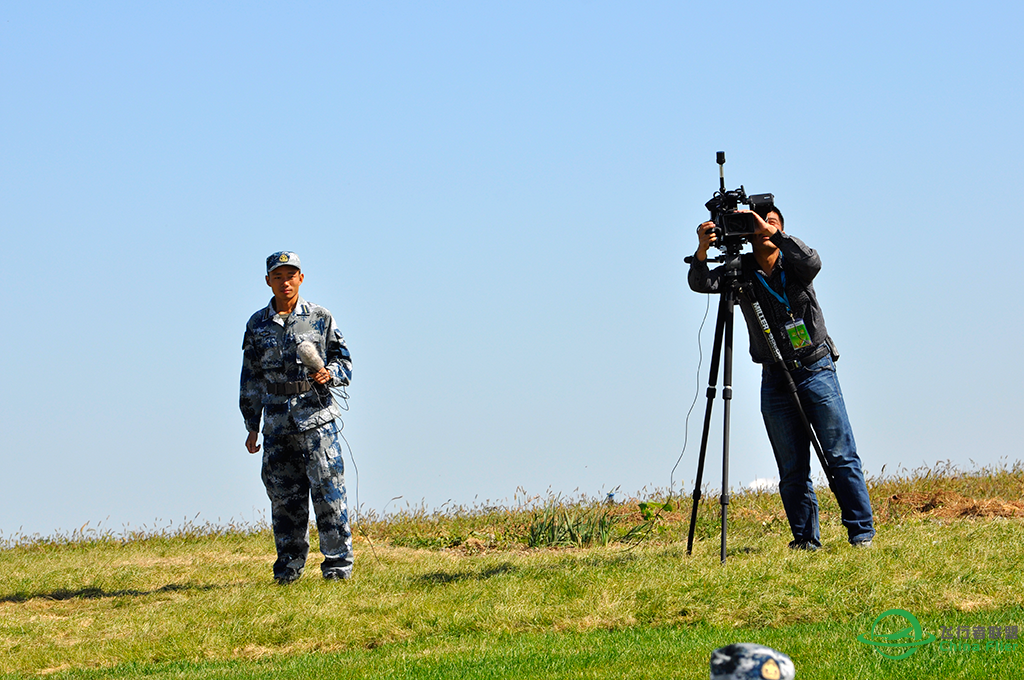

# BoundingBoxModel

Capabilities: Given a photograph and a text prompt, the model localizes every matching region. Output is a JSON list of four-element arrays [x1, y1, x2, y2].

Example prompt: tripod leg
[[686, 294, 728, 556], [720, 292, 735, 563]]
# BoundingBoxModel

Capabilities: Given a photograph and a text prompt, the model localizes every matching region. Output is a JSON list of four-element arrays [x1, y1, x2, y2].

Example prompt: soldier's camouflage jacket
[[240, 297, 352, 435]]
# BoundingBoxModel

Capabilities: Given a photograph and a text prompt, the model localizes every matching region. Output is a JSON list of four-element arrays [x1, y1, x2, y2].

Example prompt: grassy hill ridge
[[2, 462, 1023, 678]]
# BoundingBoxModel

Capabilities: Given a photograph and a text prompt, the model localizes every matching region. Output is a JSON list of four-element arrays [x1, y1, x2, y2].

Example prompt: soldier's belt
[[266, 380, 312, 396]]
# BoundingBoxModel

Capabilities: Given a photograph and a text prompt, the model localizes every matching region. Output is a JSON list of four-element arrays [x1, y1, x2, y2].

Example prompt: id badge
[[784, 318, 813, 350]]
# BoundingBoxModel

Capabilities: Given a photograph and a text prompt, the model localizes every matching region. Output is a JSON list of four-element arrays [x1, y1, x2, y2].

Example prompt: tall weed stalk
[[527, 499, 619, 548]]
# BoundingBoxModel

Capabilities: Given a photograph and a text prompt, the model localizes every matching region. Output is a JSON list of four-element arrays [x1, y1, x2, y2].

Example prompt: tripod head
[[684, 249, 746, 290]]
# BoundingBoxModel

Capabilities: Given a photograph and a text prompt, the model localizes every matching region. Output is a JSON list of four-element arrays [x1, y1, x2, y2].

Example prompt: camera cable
[[670, 292, 712, 495]]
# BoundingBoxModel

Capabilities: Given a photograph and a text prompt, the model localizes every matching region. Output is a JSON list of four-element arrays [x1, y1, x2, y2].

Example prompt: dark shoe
[[275, 569, 302, 585], [788, 540, 819, 552], [323, 570, 351, 581]]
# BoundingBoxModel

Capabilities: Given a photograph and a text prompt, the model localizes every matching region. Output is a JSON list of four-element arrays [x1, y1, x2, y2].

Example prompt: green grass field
[[2, 463, 1023, 679]]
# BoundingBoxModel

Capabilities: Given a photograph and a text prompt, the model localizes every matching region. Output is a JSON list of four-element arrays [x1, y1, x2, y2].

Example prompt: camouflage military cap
[[267, 251, 301, 273], [710, 643, 795, 680]]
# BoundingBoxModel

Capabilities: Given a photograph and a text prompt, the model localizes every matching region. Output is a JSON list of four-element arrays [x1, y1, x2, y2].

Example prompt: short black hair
[[768, 206, 784, 228]]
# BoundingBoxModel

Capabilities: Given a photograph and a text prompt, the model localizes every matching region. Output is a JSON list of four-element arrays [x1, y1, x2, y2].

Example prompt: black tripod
[[683, 251, 840, 563]]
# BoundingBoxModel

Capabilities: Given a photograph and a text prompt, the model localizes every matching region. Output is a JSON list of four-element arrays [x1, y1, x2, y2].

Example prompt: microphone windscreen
[[296, 341, 325, 371]]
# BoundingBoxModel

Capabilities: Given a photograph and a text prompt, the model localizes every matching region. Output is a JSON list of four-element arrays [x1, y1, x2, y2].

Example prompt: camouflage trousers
[[261, 420, 353, 579]]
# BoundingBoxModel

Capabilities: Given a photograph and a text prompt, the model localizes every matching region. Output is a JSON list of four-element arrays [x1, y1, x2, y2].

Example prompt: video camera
[[705, 152, 774, 250]]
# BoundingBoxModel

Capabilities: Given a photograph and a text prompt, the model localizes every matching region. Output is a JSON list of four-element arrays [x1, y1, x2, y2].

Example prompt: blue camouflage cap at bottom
[[710, 643, 795, 680], [267, 251, 301, 273]]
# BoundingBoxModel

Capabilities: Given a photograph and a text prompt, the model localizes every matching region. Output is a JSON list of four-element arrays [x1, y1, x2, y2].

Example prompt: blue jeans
[[760, 353, 874, 546]]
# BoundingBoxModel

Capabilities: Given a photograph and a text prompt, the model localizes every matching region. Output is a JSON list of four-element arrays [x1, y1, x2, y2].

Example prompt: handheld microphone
[[296, 341, 325, 372]]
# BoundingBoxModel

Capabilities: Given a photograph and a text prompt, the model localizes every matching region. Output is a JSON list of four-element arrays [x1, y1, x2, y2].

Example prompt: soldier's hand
[[310, 367, 332, 385], [245, 431, 261, 454]]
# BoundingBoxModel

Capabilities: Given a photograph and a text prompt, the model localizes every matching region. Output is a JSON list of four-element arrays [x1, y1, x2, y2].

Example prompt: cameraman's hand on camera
[[695, 221, 716, 261], [741, 210, 778, 240]]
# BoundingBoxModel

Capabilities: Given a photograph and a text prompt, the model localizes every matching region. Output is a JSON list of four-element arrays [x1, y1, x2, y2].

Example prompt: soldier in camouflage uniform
[[240, 251, 354, 583]]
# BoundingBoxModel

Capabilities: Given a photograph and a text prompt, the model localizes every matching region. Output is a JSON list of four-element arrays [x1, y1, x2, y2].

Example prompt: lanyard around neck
[[754, 257, 792, 317]]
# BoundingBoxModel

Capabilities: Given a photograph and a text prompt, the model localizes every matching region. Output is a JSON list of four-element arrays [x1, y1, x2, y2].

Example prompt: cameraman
[[688, 209, 875, 550]]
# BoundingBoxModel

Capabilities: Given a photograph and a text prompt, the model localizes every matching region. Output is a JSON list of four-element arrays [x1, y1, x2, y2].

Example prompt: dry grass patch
[[887, 489, 1024, 518]]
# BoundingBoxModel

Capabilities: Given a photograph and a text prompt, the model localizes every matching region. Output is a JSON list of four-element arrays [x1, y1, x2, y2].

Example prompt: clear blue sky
[[3, 2, 1022, 539]]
